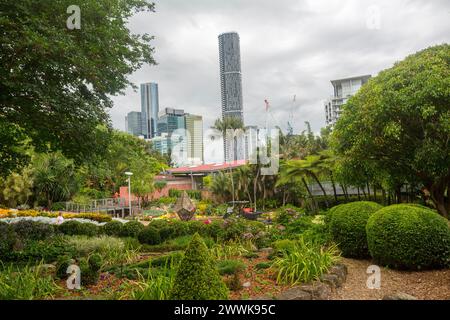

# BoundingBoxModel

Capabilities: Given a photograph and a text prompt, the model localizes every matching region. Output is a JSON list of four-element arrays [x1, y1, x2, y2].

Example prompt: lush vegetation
[[329, 201, 382, 258], [0, 0, 448, 300], [366, 204, 450, 270], [169, 233, 229, 300]]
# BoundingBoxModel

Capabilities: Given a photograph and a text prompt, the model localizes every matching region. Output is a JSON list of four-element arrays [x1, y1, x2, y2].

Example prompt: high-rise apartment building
[[140, 82, 159, 139], [184, 114, 204, 164], [125, 111, 142, 137], [218, 32, 244, 162], [324, 75, 371, 126]]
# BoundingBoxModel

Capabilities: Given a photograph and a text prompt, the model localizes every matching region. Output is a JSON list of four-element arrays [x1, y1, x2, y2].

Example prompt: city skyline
[[110, 0, 449, 142]]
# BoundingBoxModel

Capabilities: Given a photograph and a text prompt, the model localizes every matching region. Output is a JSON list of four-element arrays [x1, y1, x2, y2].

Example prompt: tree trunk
[[302, 178, 317, 213], [357, 187, 361, 201], [366, 182, 371, 201], [429, 183, 449, 219], [311, 174, 329, 208], [330, 174, 338, 203]]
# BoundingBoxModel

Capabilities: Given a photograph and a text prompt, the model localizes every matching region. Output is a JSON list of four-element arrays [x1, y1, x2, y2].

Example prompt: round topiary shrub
[[102, 221, 123, 236], [137, 226, 161, 245], [58, 221, 99, 236], [12, 220, 55, 241], [78, 253, 103, 286], [329, 201, 383, 258], [120, 221, 145, 238], [366, 204, 450, 270], [169, 233, 228, 300]]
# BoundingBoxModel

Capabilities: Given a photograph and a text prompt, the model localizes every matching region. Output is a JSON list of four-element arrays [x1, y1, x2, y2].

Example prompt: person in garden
[[56, 212, 64, 225]]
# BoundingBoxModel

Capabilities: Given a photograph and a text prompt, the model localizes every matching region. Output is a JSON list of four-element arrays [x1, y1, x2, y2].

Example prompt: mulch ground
[[329, 257, 450, 300]]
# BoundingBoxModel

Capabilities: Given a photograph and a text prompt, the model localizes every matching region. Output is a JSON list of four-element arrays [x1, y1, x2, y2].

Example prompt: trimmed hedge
[[11, 220, 55, 241], [102, 221, 123, 236], [169, 233, 228, 300], [138, 226, 161, 245], [58, 221, 99, 237], [120, 221, 145, 238], [366, 204, 450, 270], [329, 201, 383, 258]]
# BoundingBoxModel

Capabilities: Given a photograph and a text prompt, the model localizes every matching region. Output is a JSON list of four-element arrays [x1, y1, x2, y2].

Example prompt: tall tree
[[0, 0, 156, 169], [332, 44, 450, 218]]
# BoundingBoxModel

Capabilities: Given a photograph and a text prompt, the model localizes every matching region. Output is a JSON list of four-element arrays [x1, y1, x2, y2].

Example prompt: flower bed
[[0, 209, 112, 222]]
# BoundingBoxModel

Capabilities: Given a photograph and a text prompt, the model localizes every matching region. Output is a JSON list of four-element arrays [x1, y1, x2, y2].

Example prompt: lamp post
[[125, 172, 133, 217]]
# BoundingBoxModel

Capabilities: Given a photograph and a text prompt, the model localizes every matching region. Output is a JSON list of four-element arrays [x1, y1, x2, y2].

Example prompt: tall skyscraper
[[140, 82, 159, 139], [325, 75, 371, 126], [125, 111, 142, 137], [218, 32, 244, 162]]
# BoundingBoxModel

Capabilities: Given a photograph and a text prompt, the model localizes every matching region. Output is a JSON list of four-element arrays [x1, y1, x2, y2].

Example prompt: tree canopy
[[332, 44, 450, 218], [0, 0, 156, 174]]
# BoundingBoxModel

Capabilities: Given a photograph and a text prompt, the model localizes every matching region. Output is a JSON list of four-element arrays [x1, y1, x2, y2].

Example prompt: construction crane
[[287, 95, 296, 136]]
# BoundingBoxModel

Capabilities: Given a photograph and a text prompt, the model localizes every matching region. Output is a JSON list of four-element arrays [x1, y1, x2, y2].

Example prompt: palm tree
[[211, 116, 245, 205]]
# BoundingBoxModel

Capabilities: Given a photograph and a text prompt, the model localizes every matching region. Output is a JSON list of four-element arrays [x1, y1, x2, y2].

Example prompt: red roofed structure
[[167, 160, 246, 175]]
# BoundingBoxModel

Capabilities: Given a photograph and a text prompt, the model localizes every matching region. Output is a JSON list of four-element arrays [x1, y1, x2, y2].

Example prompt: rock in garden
[[298, 281, 331, 300], [276, 287, 312, 300], [242, 233, 254, 240], [243, 281, 251, 288], [383, 292, 418, 300], [320, 273, 341, 289], [328, 264, 348, 282]]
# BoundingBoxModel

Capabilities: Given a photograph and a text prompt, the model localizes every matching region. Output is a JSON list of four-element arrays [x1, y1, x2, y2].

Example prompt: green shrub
[[217, 259, 246, 275], [17, 236, 75, 263], [102, 221, 123, 236], [273, 238, 340, 284], [12, 220, 55, 241], [169, 233, 228, 300], [0, 223, 18, 260], [120, 221, 145, 238], [366, 204, 450, 270], [187, 220, 208, 236], [138, 227, 161, 245], [301, 223, 332, 246], [285, 216, 314, 237], [56, 255, 74, 279], [221, 219, 247, 241], [168, 189, 182, 198], [329, 201, 382, 258], [58, 220, 99, 236], [79, 253, 103, 286], [273, 239, 297, 254]]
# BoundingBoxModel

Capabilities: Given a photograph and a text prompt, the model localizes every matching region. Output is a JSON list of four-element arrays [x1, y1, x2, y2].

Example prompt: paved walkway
[[330, 258, 450, 300]]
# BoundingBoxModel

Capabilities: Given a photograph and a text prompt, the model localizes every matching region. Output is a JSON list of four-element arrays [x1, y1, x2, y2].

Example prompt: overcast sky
[[110, 0, 450, 137]]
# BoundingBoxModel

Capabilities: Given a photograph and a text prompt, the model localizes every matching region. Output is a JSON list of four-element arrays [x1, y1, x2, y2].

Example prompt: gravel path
[[330, 258, 450, 300]]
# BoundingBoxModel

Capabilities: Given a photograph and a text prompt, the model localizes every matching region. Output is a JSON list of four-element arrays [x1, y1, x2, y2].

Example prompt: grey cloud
[[109, 0, 450, 139]]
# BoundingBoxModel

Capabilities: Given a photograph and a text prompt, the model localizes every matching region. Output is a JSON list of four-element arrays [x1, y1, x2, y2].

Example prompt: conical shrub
[[169, 233, 228, 300]]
